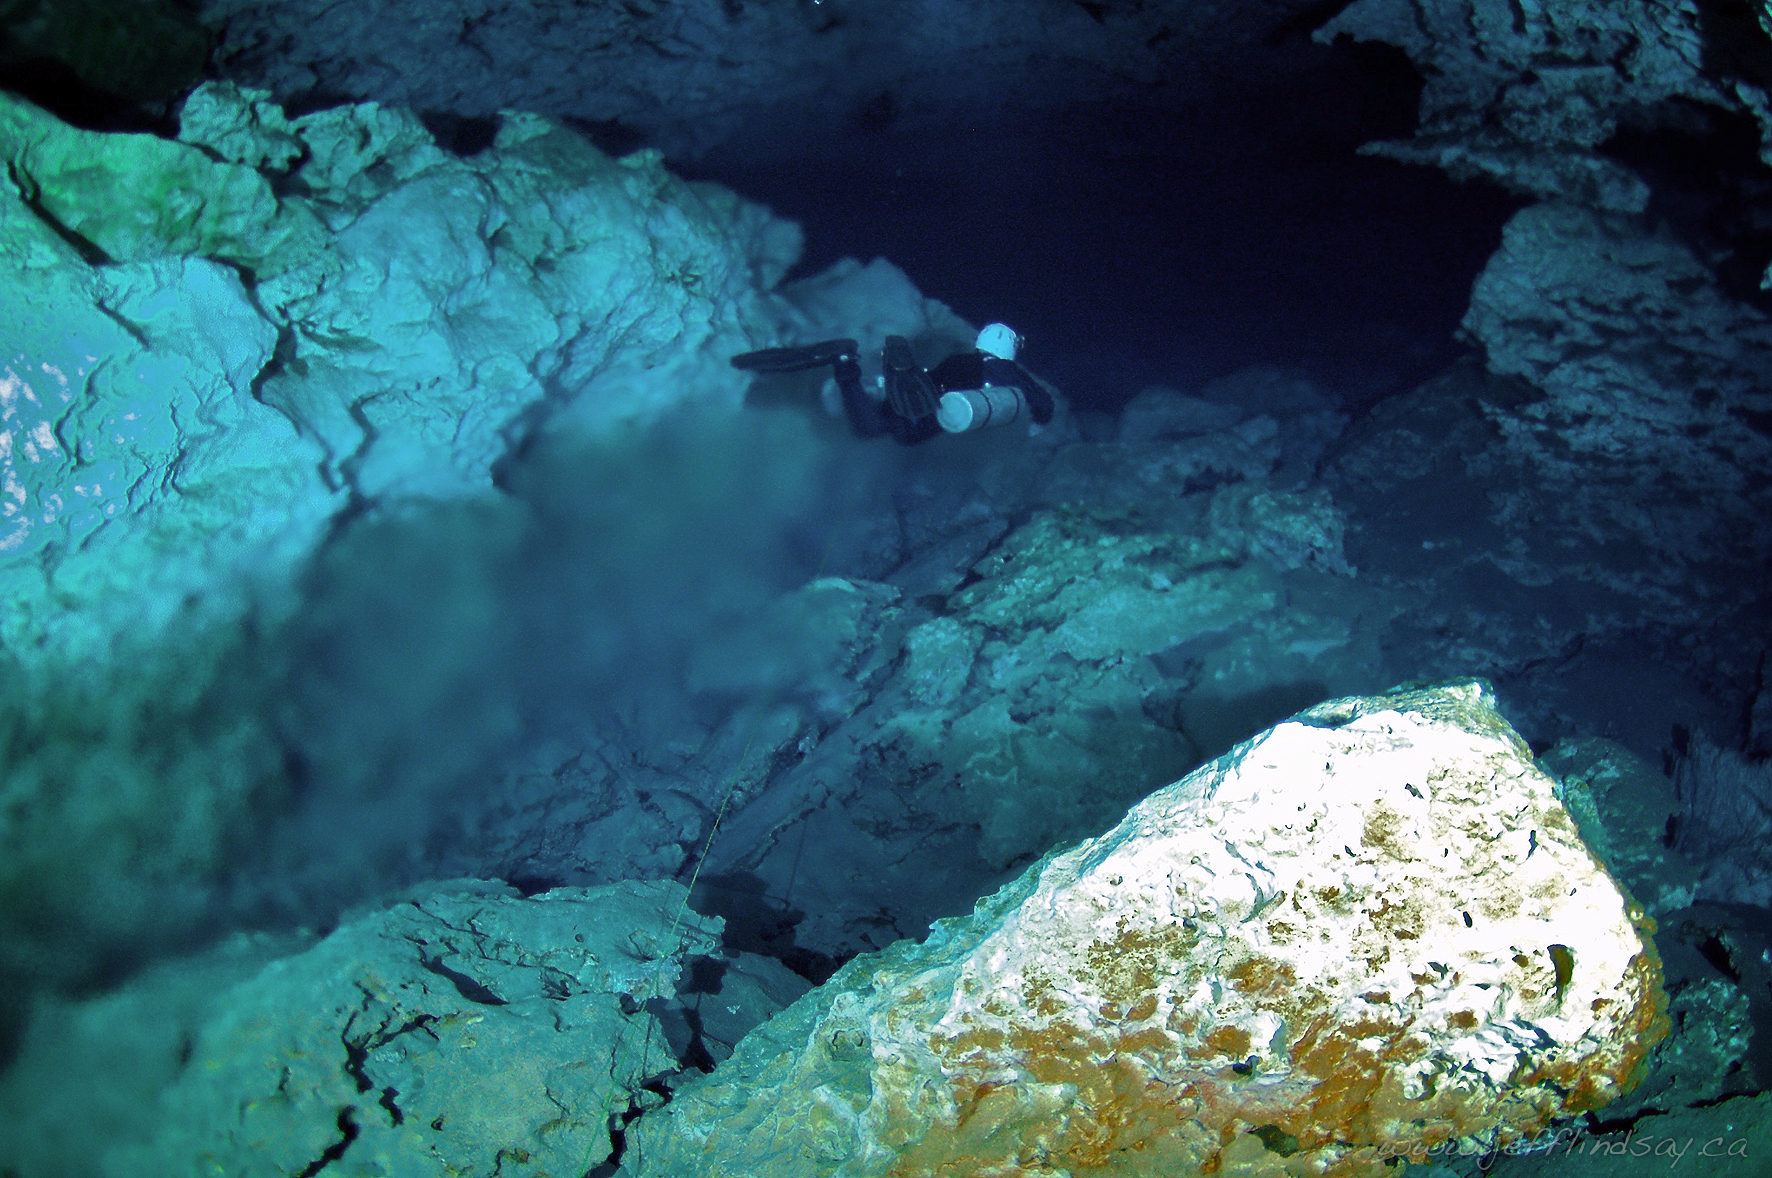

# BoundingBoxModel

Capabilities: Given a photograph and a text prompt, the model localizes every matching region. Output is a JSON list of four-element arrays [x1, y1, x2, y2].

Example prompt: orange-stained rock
[[631, 681, 1667, 1177]]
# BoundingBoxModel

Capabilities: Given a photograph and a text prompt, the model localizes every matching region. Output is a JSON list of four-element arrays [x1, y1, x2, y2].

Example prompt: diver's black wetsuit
[[732, 334, 1057, 445]]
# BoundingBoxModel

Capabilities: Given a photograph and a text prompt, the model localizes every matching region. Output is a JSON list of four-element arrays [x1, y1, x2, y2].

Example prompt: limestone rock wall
[[1460, 202, 1772, 580], [1318, 0, 1766, 212], [1317, 0, 1772, 701], [629, 682, 1667, 1176], [0, 80, 803, 677], [0, 81, 812, 985]]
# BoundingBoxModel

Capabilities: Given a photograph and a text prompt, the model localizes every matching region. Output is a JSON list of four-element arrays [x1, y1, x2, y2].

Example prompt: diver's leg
[[833, 350, 893, 438]]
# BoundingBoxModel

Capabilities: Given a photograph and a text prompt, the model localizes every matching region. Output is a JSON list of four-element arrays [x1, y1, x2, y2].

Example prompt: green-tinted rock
[[0, 91, 326, 275], [0, 179, 332, 653], [0, 171, 338, 984], [177, 80, 304, 171]]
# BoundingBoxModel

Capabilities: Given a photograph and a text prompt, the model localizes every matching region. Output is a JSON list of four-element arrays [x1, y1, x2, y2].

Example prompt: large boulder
[[631, 681, 1666, 1176]]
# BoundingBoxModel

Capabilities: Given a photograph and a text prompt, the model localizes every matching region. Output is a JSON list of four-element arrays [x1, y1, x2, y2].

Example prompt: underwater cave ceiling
[[192, 0, 1330, 160], [3, 0, 1772, 1175]]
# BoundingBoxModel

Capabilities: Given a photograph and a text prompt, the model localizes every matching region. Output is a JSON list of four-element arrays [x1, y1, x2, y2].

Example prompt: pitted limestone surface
[[630, 681, 1667, 1177]]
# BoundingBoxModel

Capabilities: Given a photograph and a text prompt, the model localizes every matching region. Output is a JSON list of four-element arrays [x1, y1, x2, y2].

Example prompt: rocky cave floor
[[10, 334, 1772, 1175]]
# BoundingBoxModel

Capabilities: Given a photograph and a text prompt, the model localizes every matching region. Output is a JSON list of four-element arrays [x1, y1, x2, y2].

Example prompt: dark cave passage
[[678, 39, 1524, 416]]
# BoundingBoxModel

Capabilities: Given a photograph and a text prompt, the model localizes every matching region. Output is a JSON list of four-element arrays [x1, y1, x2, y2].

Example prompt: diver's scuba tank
[[936, 384, 1030, 433]]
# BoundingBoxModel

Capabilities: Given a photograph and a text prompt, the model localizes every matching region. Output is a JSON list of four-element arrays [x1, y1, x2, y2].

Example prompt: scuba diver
[[731, 323, 1059, 445]]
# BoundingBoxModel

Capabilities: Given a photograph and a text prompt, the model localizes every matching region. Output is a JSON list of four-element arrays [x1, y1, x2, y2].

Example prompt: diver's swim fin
[[730, 338, 859, 373]]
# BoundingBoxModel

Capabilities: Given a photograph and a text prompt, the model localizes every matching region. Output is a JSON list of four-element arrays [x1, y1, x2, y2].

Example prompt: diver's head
[[975, 322, 1021, 361]]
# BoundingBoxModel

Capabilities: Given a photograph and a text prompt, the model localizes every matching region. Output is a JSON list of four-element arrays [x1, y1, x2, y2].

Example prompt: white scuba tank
[[937, 384, 1029, 432]]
